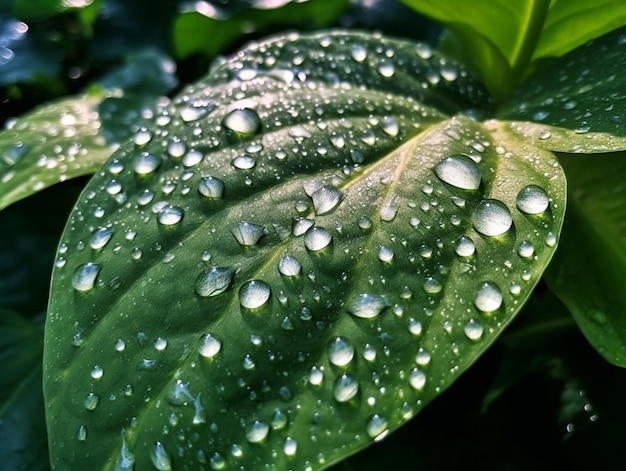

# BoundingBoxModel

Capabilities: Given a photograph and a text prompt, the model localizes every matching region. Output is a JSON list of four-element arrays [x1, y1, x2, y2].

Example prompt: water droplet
[[516, 185, 549, 214], [246, 420, 269, 443], [378, 246, 394, 262], [283, 437, 298, 456], [415, 348, 431, 365], [72, 263, 101, 292], [473, 199, 513, 236], [90, 365, 103, 380], [381, 117, 399, 136], [133, 152, 161, 175], [377, 60, 395, 77], [150, 442, 172, 470], [415, 43, 433, 59], [182, 149, 203, 167], [231, 154, 256, 170], [232, 221, 265, 246], [309, 366, 324, 385], [180, 102, 214, 122], [409, 368, 426, 390], [157, 205, 184, 225], [347, 293, 388, 319], [440, 62, 458, 81], [474, 282, 503, 312], [539, 130, 552, 140], [304, 226, 332, 251], [293, 217, 315, 236], [333, 374, 359, 402], [198, 176, 225, 198], [195, 267, 235, 297], [350, 44, 368, 62], [423, 276, 442, 294], [239, 280, 271, 309], [545, 231, 557, 247], [154, 337, 167, 351], [115, 435, 135, 470], [133, 129, 152, 146], [199, 333, 222, 358], [328, 336, 355, 366], [84, 392, 99, 410], [380, 204, 398, 221], [311, 185, 344, 215], [434, 155, 481, 190], [77, 425, 87, 441], [278, 255, 302, 276], [464, 318, 484, 340], [222, 108, 261, 136], [90, 227, 113, 250], [358, 215, 373, 229], [209, 452, 225, 469], [366, 414, 388, 439], [518, 240, 535, 258], [454, 235, 475, 257], [408, 318, 422, 336]]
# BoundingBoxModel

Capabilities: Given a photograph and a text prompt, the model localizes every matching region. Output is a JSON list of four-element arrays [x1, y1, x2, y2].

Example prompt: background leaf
[[500, 26, 626, 154], [545, 152, 626, 367], [45, 31, 564, 470]]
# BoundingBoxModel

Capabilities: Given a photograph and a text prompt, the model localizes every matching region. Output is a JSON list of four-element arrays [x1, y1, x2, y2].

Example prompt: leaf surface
[[44, 31, 565, 470]]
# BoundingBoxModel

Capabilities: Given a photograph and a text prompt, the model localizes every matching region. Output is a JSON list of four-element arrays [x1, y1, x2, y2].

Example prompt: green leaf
[[545, 152, 626, 367], [500, 26, 626, 154], [0, 49, 177, 211], [0, 311, 48, 471], [45, 31, 564, 470], [173, 0, 349, 59]]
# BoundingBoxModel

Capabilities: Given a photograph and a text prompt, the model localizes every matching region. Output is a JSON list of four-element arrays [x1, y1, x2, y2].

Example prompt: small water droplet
[[434, 154, 481, 190], [182, 149, 204, 167], [516, 185, 549, 214], [545, 231, 557, 247], [380, 204, 398, 221], [518, 240, 535, 258], [309, 366, 324, 385], [133, 152, 161, 175], [150, 441, 172, 470], [157, 205, 184, 225], [311, 185, 344, 215], [77, 425, 87, 441], [304, 226, 332, 251], [366, 414, 389, 439], [90, 227, 113, 250], [328, 337, 355, 366], [115, 435, 135, 470], [333, 374, 359, 402], [347, 293, 389, 319], [199, 333, 222, 358], [350, 44, 368, 62], [473, 199, 513, 236], [538, 130, 552, 140], [232, 221, 265, 246], [198, 176, 225, 198], [222, 108, 262, 136], [283, 437, 298, 456], [408, 318, 422, 336], [84, 392, 99, 410], [378, 245, 394, 263], [72, 263, 101, 292], [474, 282, 503, 312], [133, 128, 152, 146], [90, 365, 103, 380], [377, 60, 395, 77], [278, 255, 302, 277], [409, 368, 426, 390], [154, 337, 167, 351], [454, 235, 475, 257], [415, 348, 431, 365], [180, 102, 214, 122], [246, 420, 270, 443], [209, 452, 225, 469], [239, 280, 271, 309], [423, 276, 442, 294], [358, 215, 373, 229], [381, 117, 399, 137], [195, 267, 235, 297], [232, 154, 256, 170], [464, 318, 484, 340]]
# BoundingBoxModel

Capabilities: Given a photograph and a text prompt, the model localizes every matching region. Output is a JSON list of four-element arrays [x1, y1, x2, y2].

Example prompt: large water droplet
[[309, 366, 324, 385], [180, 102, 215, 122], [311, 185, 344, 215], [328, 336, 355, 366], [115, 435, 135, 470], [133, 152, 161, 175], [246, 420, 269, 443], [90, 227, 113, 250], [517, 240, 535, 258], [239, 280, 271, 309], [409, 368, 426, 390], [366, 414, 389, 439], [232, 221, 265, 246], [198, 176, 225, 198], [333, 374, 359, 402], [434, 154, 482, 190], [304, 226, 332, 251], [72, 263, 101, 292], [464, 318, 484, 340], [157, 205, 184, 225], [195, 267, 235, 297], [473, 199, 513, 236], [347, 293, 389, 319], [198, 333, 222, 358], [278, 255, 302, 277], [350, 44, 368, 62], [222, 108, 261, 136], [150, 442, 172, 470], [423, 276, 442, 294], [283, 437, 298, 456], [516, 185, 550, 214], [231, 154, 256, 170], [474, 282, 503, 312], [454, 235, 475, 257]]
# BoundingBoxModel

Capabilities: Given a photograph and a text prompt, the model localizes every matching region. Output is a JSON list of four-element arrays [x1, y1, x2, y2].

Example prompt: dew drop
[[195, 267, 236, 297], [434, 154, 481, 190], [232, 221, 265, 246], [366, 414, 388, 439], [150, 442, 172, 470], [198, 333, 222, 358], [378, 246, 394, 262], [166, 140, 186, 158], [545, 231, 557, 247], [311, 185, 344, 215], [380, 204, 398, 221], [415, 348, 431, 365], [72, 263, 101, 292], [246, 420, 270, 443], [358, 215, 373, 229], [180, 102, 214, 122], [309, 366, 324, 385], [132, 152, 161, 175], [518, 240, 535, 258], [115, 435, 135, 470], [232, 154, 256, 170], [182, 149, 203, 167], [222, 108, 262, 135], [90, 365, 103, 380], [347, 293, 388, 319], [350, 44, 368, 62], [115, 339, 126, 351], [381, 117, 399, 137], [304, 226, 332, 251], [454, 235, 476, 257], [283, 437, 298, 456], [154, 337, 167, 351], [90, 227, 113, 250], [473, 199, 513, 236], [209, 452, 225, 469], [328, 336, 355, 366], [198, 176, 225, 198], [239, 280, 271, 309], [474, 281, 503, 312], [377, 60, 395, 77], [409, 368, 426, 390], [293, 217, 315, 236], [408, 318, 422, 336], [516, 185, 550, 214], [278, 255, 302, 277], [464, 318, 484, 340], [84, 392, 99, 410], [77, 425, 87, 441], [133, 129, 152, 146], [333, 374, 359, 402], [157, 205, 184, 225], [423, 276, 442, 294]]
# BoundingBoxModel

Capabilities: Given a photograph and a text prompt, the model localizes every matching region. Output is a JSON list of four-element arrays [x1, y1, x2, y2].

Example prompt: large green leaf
[[500, 26, 626, 154], [545, 152, 626, 367], [44, 31, 564, 470]]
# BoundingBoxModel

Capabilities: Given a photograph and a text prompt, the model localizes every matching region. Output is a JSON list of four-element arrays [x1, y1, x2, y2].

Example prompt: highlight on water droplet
[[195, 267, 235, 297], [72, 263, 101, 292], [434, 154, 481, 190], [516, 185, 550, 214], [239, 280, 271, 309], [198, 333, 222, 358], [472, 199, 513, 236], [347, 293, 389, 319], [474, 281, 503, 312]]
